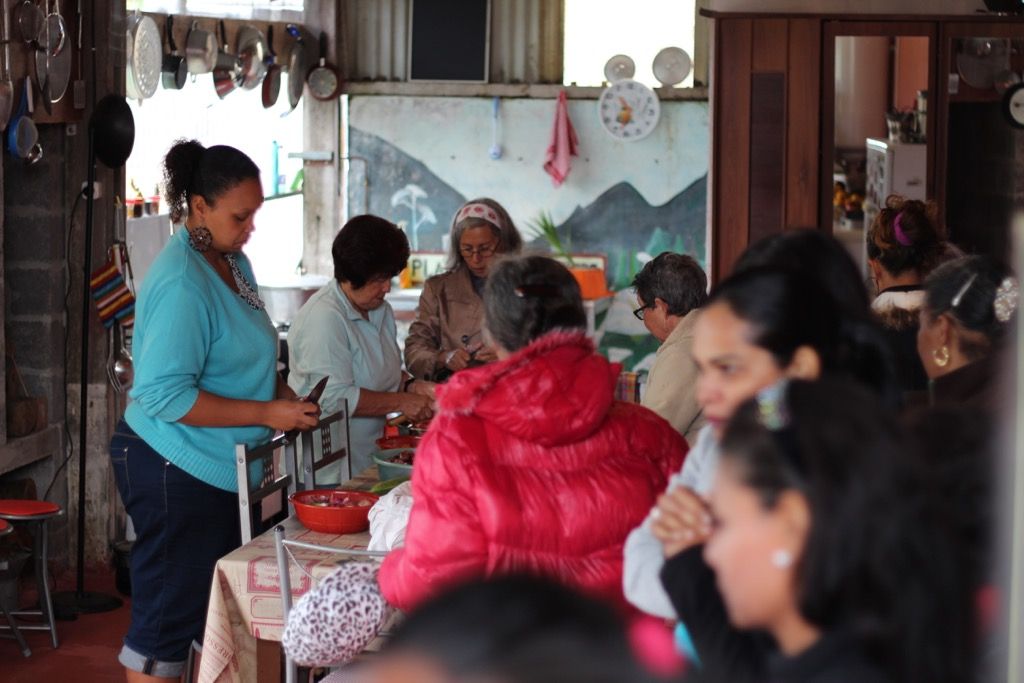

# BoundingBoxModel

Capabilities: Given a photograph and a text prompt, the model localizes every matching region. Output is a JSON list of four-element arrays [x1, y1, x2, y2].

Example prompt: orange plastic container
[[290, 490, 379, 534], [570, 267, 613, 300]]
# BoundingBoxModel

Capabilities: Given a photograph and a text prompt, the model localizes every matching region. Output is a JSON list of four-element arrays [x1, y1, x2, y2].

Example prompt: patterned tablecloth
[[198, 468, 397, 683]]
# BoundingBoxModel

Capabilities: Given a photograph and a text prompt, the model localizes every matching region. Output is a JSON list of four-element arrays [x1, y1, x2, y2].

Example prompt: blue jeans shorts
[[110, 420, 241, 676]]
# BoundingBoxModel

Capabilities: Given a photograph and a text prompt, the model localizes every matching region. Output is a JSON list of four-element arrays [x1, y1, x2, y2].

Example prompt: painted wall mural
[[347, 95, 709, 371]]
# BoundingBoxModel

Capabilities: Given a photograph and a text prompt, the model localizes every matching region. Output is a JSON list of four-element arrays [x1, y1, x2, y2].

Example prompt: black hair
[[866, 195, 946, 277], [162, 139, 260, 222], [721, 379, 975, 683], [631, 252, 708, 316], [484, 255, 586, 352], [923, 255, 1016, 361], [733, 229, 870, 318], [708, 267, 900, 406], [385, 575, 657, 683], [332, 215, 411, 289]]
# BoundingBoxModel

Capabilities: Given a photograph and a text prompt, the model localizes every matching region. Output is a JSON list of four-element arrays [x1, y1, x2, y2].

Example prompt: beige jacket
[[641, 310, 705, 446], [404, 267, 484, 380]]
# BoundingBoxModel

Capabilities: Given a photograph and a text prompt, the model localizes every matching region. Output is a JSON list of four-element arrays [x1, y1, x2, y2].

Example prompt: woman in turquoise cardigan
[[110, 140, 319, 683]]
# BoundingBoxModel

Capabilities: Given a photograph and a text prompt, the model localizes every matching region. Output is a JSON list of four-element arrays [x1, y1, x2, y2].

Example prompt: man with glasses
[[632, 252, 708, 446], [404, 198, 523, 381]]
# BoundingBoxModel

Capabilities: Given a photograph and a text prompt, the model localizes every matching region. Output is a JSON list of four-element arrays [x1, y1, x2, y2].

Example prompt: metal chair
[[296, 403, 351, 490], [0, 519, 30, 657], [273, 525, 386, 683], [236, 433, 299, 544], [0, 499, 63, 651]]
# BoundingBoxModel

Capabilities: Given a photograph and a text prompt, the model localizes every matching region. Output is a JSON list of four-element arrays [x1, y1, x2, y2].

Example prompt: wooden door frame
[[820, 21, 939, 232]]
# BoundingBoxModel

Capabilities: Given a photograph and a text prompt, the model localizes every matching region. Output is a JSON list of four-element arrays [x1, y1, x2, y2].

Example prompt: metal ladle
[[107, 325, 133, 393]]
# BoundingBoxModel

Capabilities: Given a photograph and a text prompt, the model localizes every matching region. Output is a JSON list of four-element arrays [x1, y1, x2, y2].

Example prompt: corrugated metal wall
[[341, 0, 563, 84]]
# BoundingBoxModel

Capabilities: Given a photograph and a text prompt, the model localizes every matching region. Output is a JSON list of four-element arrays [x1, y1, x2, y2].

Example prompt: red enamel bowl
[[375, 435, 422, 450], [290, 490, 379, 534]]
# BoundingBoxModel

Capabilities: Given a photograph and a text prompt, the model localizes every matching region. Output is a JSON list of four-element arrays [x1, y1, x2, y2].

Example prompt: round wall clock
[[1003, 82, 1024, 129], [597, 79, 661, 141]]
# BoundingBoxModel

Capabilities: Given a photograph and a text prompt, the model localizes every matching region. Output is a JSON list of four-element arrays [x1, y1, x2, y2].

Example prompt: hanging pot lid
[[126, 12, 162, 100], [652, 46, 691, 87]]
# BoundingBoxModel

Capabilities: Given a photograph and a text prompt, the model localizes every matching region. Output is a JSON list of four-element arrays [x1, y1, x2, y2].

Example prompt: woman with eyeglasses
[[631, 252, 708, 446], [916, 255, 1017, 411], [404, 198, 523, 381]]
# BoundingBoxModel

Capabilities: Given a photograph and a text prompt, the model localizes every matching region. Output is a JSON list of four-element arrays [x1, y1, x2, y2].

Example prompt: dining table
[[197, 467, 400, 683]]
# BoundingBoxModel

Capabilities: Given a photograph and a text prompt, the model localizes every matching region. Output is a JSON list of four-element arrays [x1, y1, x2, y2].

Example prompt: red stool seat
[[0, 500, 61, 517]]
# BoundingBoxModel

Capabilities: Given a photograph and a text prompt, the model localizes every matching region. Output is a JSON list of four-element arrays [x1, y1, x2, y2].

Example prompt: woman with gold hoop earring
[[916, 255, 1017, 411]]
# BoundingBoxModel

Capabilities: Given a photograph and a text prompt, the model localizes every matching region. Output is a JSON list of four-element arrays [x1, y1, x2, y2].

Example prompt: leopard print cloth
[[281, 560, 389, 667]]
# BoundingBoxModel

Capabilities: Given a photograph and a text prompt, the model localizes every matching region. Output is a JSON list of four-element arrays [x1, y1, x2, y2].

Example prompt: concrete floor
[[5, 569, 130, 683]]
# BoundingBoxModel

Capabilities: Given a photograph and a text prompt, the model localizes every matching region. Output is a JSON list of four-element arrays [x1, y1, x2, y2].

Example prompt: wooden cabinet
[[706, 11, 1024, 282]]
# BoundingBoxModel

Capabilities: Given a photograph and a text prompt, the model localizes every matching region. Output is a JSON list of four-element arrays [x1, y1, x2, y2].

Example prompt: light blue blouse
[[286, 281, 402, 481], [125, 228, 278, 492]]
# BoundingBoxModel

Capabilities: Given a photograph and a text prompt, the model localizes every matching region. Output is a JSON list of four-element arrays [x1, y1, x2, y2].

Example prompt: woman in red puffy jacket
[[378, 255, 686, 612]]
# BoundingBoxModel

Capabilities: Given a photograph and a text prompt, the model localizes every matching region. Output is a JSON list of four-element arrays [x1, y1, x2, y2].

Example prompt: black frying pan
[[262, 24, 280, 109]]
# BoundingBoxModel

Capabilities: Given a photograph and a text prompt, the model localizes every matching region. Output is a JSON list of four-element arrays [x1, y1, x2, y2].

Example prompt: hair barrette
[[950, 273, 978, 309], [755, 380, 791, 431], [513, 284, 561, 299], [994, 276, 1019, 323]]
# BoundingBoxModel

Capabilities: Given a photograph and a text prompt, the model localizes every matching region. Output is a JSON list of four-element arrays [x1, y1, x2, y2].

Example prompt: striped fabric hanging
[[89, 254, 135, 329]]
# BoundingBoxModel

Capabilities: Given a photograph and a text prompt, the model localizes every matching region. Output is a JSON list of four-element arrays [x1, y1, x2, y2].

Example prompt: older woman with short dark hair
[[288, 215, 436, 480], [632, 252, 708, 444], [404, 198, 522, 381], [378, 255, 685, 611]]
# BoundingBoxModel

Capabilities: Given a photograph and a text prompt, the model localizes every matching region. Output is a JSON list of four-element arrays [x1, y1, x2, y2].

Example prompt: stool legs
[[0, 600, 30, 657], [34, 521, 57, 648], [4, 518, 59, 650]]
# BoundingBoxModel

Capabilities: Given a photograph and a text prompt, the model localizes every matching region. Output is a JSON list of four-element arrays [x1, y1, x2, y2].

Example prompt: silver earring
[[771, 549, 793, 569]]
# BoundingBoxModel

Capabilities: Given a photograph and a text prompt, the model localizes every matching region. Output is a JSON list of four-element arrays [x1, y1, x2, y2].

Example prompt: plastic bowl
[[372, 448, 415, 481], [375, 434, 422, 451], [290, 489, 379, 534]]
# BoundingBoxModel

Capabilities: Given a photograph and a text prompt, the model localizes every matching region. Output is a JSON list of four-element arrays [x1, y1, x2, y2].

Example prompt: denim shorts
[[110, 420, 241, 676]]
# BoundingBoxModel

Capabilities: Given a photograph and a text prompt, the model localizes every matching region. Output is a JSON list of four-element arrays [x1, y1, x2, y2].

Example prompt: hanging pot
[[261, 24, 281, 108], [212, 20, 243, 99], [236, 23, 267, 90], [184, 20, 217, 75], [161, 15, 186, 90]]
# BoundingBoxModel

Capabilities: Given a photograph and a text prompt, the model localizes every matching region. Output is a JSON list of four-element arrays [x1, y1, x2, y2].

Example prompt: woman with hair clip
[[404, 198, 523, 381], [659, 379, 975, 683], [110, 140, 319, 682], [623, 266, 897, 620], [917, 255, 1018, 412], [378, 255, 684, 611], [866, 195, 951, 396]]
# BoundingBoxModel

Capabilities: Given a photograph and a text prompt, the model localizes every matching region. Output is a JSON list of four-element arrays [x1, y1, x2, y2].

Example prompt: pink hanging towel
[[543, 89, 579, 187]]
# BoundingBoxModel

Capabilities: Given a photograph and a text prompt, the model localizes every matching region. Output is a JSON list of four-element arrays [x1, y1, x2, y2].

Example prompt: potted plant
[[530, 213, 611, 299]]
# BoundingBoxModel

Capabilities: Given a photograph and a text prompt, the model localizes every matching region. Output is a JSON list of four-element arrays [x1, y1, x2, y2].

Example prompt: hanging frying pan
[[306, 32, 342, 101], [41, 0, 67, 57], [261, 24, 281, 108], [284, 24, 306, 112], [161, 15, 186, 90]]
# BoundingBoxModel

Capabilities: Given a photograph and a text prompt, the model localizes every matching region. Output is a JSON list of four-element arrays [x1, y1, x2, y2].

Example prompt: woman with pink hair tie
[[866, 194, 950, 400]]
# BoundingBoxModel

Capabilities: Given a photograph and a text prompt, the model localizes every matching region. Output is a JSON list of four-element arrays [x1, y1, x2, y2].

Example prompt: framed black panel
[[408, 0, 490, 82]]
